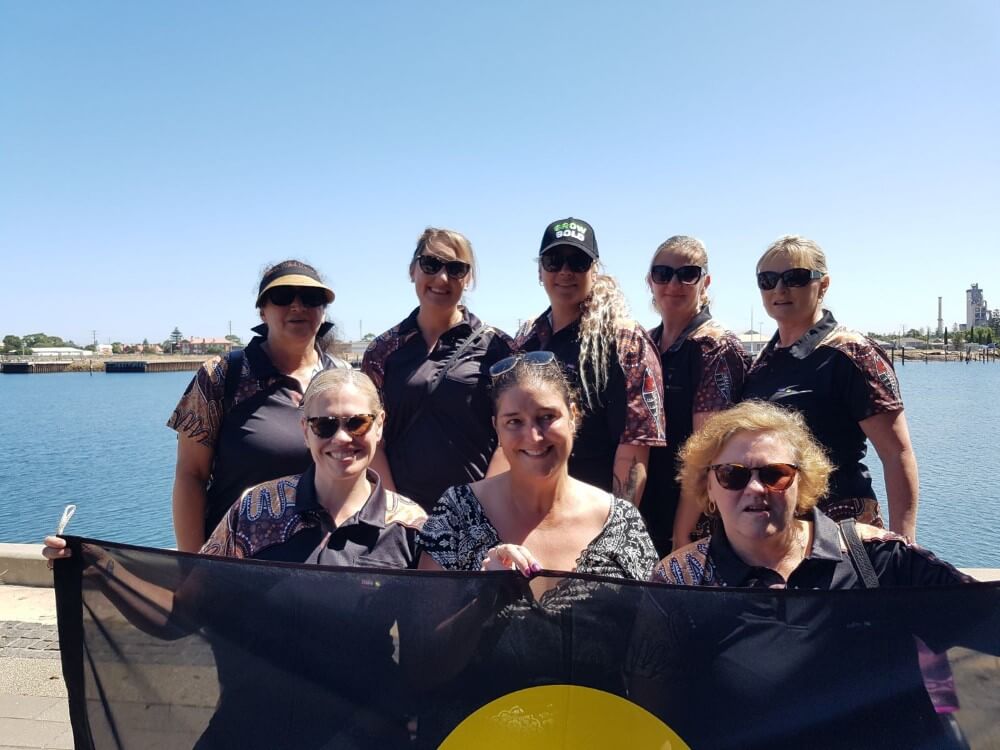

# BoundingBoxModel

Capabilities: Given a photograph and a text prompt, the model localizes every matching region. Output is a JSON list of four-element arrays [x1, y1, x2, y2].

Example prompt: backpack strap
[[839, 518, 880, 589], [222, 348, 245, 416]]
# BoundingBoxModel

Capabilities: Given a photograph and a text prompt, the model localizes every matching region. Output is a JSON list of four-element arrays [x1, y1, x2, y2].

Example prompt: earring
[[706, 498, 717, 515]]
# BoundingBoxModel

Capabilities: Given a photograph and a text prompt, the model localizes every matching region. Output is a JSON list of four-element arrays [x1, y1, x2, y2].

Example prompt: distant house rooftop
[[30, 347, 94, 358]]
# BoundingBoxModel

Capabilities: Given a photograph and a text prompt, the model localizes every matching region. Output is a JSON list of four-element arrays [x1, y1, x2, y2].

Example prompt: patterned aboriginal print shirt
[[641, 309, 750, 553], [201, 466, 426, 567], [742, 310, 903, 515], [653, 507, 968, 589]]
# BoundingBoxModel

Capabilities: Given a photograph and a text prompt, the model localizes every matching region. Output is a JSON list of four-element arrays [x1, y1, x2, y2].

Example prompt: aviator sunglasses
[[416, 254, 471, 280], [708, 463, 799, 491], [307, 414, 378, 439], [756, 268, 825, 291], [266, 286, 329, 307], [489, 350, 557, 379], [539, 248, 594, 273], [649, 264, 705, 285]]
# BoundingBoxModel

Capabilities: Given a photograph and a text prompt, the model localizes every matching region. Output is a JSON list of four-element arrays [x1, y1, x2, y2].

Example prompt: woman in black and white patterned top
[[417, 350, 657, 585]]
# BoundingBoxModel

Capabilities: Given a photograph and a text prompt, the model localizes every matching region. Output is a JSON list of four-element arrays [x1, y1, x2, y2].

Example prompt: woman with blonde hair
[[363, 227, 513, 510], [515, 217, 665, 504], [633, 400, 991, 750], [640, 235, 750, 554], [743, 234, 918, 539]]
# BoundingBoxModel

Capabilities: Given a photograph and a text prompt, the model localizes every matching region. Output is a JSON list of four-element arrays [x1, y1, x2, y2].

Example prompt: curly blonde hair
[[576, 272, 632, 409], [676, 401, 832, 518]]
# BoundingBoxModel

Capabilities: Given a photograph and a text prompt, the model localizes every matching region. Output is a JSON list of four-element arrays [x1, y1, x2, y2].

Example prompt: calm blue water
[[1, 365, 999, 566]]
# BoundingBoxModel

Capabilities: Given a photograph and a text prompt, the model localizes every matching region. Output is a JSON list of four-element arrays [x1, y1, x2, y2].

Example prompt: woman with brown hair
[[168, 260, 349, 552]]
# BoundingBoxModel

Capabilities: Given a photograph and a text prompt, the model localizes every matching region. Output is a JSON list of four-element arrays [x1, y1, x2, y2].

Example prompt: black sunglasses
[[266, 286, 328, 308], [489, 350, 557, 379], [756, 268, 825, 291], [650, 264, 705, 285], [708, 463, 799, 492], [416, 254, 471, 280], [539, 249, 594, 273], [306, 414, 378, 439]]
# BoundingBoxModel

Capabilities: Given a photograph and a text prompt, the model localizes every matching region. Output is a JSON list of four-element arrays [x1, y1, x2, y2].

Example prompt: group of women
[[44, 217, 988, 748]]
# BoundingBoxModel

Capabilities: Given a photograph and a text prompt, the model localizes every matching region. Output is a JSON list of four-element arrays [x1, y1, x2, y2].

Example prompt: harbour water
[[1, 364, 999, 566]]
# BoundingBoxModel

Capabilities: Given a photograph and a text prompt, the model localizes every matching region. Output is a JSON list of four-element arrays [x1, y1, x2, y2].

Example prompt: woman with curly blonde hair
[[514, 217, 665, 504]]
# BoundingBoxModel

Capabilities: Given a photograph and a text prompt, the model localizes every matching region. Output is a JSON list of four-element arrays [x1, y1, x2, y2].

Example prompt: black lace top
[[417, 484, 658, 581]]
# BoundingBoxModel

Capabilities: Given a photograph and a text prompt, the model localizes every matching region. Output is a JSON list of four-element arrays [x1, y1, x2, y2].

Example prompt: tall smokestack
[[937, 297, 943, 336]]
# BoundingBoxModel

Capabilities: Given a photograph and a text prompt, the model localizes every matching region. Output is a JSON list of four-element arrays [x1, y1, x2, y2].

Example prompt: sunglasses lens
[[418, 255, 444, 275], [541, 250, 592, 273], [758, 464, 797, 490], [489, 351, 557, 379], [783, 269, 814, 288], [298, 289, 327, 307], [268, 287, 296, 305], [445, 261, 470, 279], [757, 272, 780, 290], [649, 265, 673, 284], [715, 465, 751, 490], [676, 266, 703, 285], [344, 414, 376, 436], [309, 417, 339, 439]]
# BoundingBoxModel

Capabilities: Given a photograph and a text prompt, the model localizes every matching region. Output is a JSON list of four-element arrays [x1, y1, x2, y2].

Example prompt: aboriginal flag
[[54, 537, 1000, 749]]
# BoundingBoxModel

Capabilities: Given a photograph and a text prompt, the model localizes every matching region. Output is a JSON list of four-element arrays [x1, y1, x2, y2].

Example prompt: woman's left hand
[[481, 544, 541, 577]]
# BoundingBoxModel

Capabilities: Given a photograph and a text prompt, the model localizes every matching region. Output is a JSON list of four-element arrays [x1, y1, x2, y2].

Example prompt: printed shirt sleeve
[[416, 485, 498, 571], [840, 338, 904, 422], [166, 355, 228, 448], [692, 332, 752, 414], [615, 322, 666, 446], [199, 494, 247, 559]]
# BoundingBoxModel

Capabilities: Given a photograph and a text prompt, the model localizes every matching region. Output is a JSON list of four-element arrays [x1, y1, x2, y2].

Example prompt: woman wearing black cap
[[167, 259, 350, 552], [362, 228, 514, 510], [515, 217, 666, 504]]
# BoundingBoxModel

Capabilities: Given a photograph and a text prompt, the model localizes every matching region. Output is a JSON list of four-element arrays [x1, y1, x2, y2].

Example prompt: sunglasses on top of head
[[649, 264, 705, 285], [416, 254, 471, 280], [266, 286, 329, 308], [756, 268, 825, 291], [539, 248, 594, 273], [488, 350, 557, 379], [306, 414, 378, 439], [708, 463, 799, 491]]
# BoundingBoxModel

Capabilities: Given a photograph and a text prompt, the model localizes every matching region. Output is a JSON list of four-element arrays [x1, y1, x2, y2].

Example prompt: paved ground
[[0, 586, 71, 750]]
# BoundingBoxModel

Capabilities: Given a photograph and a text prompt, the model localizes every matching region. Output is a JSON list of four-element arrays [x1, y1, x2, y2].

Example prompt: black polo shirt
[[515, 310, 665, 492], [641, 510, 986, 750], [741, 310, 903, 506], [202, 466, 425, 568], [169, 334, 347, 536], [362, 307, 513, 509], [642, 310, 749, 552]]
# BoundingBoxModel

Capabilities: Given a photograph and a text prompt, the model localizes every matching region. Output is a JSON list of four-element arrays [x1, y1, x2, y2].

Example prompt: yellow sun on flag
[[440, 684, 689, 749]]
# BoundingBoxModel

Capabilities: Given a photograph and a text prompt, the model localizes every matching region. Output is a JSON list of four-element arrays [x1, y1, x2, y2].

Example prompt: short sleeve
[[615, 323, 666, 446], [841, 341, 904, 423], [199, 492, 248, 559], [166, 355, 227, 448], [360, 339, 385, 391], [693, 333, 751, 414], [416, 485, 499, 571]]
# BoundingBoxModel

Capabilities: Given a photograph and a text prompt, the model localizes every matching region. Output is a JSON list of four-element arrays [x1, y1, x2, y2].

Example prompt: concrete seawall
[[2, 543, 998, 587]]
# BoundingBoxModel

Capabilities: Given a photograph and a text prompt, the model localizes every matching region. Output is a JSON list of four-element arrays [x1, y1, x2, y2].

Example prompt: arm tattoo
[[613, 457, 643, 505]]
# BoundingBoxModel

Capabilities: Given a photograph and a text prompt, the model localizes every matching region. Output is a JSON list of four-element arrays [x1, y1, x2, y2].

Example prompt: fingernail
[[530, 563, 542, 574]]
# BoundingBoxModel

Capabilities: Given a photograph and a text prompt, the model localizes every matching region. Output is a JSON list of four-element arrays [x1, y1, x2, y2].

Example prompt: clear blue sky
[[2, 1, 998, 346]]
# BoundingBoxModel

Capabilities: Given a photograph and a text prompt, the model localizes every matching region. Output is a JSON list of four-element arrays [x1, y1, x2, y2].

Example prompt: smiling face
[[410, 239, 468, 312], [709, 430, 799, 545], [648, 247, 709, 323], [539, 246, 597, 314], [757, 253, 829, 330], [259, 288, 326, 346], [302, 383, 383, 483], [494, 381, 576, 479]]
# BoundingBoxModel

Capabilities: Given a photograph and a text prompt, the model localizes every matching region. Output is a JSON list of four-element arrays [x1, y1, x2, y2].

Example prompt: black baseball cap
[[539, 217, 599, 260]]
